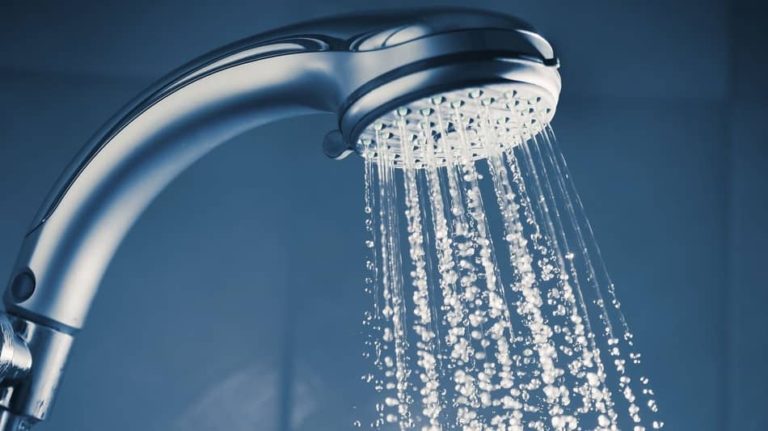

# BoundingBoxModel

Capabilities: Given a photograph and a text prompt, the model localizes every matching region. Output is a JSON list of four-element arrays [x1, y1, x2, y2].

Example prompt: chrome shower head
[[319, 8, 561, 162], [0, 8, 560, 429]]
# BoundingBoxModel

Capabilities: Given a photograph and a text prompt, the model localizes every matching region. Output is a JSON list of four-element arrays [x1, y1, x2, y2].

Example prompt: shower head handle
[[9, 6, 559, 332], [0, 8, 559, 428]]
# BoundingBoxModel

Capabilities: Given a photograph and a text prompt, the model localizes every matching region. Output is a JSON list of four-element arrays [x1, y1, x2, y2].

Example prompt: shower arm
[[0, 9, 559, 428], [0, 40, 344, 430]]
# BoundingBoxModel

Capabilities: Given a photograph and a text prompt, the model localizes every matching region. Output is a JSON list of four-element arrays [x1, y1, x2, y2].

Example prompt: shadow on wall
[[171, 362, 318, 430]]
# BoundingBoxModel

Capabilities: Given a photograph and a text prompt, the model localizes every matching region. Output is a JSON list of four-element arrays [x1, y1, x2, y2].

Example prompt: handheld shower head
[[0, 8, 560, 428]]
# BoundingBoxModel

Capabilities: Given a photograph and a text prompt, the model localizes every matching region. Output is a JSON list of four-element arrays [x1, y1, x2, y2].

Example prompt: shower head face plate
[[356, 83, 555, 169]]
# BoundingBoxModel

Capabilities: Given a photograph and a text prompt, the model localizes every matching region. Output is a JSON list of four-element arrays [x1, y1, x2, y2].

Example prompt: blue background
[[0, 0, 766, 429]]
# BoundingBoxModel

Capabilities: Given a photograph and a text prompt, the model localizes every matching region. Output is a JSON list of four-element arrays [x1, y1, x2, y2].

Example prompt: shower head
[[0, 8, 560, 429], [322, 9, 561, 163]]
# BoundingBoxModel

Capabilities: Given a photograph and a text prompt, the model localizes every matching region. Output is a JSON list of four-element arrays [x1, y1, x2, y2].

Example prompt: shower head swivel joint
[[0, 8, 559, 429]]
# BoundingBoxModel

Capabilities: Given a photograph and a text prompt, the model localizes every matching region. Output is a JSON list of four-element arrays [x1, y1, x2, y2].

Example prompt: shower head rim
[[334, 24, 561, 156], [339, 56, 561, 156]]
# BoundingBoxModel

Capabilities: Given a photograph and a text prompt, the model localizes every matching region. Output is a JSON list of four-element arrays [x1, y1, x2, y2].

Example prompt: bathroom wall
[[728, 0, 768, 429], [0, 1, 765, 429]]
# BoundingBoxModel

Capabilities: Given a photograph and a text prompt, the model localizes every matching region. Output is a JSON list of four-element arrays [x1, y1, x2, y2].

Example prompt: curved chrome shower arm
[[0, 46, 343, 429], [7, 24, 557, 334], [11, 50, 342, 332]]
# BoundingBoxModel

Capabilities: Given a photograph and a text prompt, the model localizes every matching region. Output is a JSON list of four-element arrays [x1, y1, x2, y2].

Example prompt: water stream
[[358, 86, 663, 431]]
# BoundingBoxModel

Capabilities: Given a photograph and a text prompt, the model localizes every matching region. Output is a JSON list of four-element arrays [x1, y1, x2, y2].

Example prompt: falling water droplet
[[356, 84, 662, 430]]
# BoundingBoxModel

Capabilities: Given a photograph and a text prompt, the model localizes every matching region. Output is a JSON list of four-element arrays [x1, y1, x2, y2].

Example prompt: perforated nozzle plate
[[356, 83, 555, 169]]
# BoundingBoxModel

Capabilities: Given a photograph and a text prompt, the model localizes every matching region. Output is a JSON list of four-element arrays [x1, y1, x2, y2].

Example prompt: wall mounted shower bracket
[[0, 8, 559, 429]]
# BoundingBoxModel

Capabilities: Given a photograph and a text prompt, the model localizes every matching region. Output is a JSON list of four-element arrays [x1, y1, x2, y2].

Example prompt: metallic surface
[[0, 318, 72, 427], [1, 8, 559, 429], [0, 318, 31, 385], [0, 411, 31, 431]]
